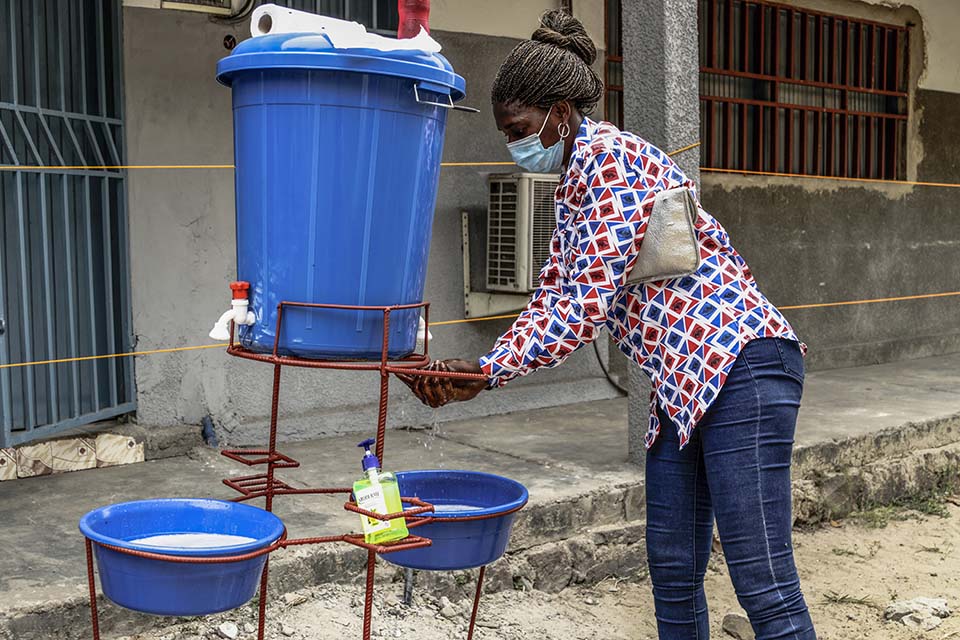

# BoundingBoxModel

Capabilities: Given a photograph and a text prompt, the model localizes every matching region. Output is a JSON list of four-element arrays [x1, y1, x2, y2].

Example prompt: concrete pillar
[[621, 0, 701, 464]]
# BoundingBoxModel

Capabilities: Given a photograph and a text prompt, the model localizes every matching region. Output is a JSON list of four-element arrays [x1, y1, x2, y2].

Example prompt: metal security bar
[[0, 0, 134, 446], [274, 0, 399, 31], [698, 0, 909, 179], [604, 0, 623, 128]]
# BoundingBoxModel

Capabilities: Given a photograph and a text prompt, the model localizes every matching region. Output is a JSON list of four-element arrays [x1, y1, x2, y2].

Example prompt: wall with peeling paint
[[701, 169, 960, 369], [430, 0, 605, 54], [771, 0, 959, 93], [121, 0, 960, 440], [701, 0, 960, 370], [121, 9, 620, 441]]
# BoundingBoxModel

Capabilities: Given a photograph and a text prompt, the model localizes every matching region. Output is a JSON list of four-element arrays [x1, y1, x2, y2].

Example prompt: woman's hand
[[396, 359, 487, 408]]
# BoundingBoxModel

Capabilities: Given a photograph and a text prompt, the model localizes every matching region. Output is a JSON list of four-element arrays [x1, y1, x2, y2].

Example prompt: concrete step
[[793, 431, 960, 524], [3, 353, 960, 639], [6, 425, 960, 640], [0, 476, 647, 640]]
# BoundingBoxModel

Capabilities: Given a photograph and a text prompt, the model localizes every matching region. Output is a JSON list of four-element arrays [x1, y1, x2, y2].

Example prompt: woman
[[401, 10, 817, 640]]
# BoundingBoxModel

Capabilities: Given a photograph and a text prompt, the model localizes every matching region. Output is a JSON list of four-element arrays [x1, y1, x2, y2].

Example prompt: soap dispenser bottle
[[352, 438, 409, 545]]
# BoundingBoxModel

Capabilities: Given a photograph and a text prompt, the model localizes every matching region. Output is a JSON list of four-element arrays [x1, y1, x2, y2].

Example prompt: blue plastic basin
[[384, 470, 528, 571], [79, 499, 284, 616]]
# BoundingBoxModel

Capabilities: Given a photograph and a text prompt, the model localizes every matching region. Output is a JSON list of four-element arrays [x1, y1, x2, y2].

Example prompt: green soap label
[[355, 484, 391, 535]]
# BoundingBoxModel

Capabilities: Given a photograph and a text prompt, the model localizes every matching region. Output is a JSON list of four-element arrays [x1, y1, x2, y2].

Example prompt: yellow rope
[[701, 167, 960, 190], [778, 290, 960, 310], [3, 140, 958, 370], [17, 149, 960, 193], [3, 291, 958, 370], [431, 313, 519, 326], [441, 161, 515, 167], [0, 344, 224, 369], [0, 164, 235, 170], [436, 290, 960, 327], [0, 142, 701, 173], [0, 144, 697, 172], [667, 141, 702, 156]]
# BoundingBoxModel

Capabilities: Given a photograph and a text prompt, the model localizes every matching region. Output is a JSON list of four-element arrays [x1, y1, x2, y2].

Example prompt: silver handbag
[[625, 186, 703, 285]]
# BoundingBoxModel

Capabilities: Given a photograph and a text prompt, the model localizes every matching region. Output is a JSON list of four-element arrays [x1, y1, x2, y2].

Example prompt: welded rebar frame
[[82, 300, 516, 640]]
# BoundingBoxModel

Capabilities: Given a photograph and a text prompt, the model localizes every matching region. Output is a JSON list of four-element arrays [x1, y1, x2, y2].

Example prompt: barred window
[[699, 0, 909, 180], [605, 0, 623, 128], [273, 0, 399, 32]]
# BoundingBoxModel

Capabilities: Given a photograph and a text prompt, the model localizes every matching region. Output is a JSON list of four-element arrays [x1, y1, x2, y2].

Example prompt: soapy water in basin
[[432, 504, 481, 513], [129, 533, 257, 549]]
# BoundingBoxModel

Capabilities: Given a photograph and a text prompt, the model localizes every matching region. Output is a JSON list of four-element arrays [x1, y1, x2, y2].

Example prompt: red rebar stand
[[83, 301, 499, 640]]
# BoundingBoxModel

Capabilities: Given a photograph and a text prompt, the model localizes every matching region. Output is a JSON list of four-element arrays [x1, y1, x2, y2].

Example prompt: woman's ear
[[554, 100, 573, 127]]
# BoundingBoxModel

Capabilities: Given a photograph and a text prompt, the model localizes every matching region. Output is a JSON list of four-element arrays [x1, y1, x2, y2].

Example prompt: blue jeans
[[646, 338, 816, 640]]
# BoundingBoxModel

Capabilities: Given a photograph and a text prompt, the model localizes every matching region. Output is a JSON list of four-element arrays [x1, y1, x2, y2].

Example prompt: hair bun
[[531, 9, 597, 66]]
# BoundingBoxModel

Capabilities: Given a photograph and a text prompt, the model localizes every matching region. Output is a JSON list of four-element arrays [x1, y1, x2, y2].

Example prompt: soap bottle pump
[[352, 438, 409, 545]]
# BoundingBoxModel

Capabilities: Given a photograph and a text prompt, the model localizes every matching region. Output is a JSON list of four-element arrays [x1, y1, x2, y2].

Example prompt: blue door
[[0, 0, 134, 446]]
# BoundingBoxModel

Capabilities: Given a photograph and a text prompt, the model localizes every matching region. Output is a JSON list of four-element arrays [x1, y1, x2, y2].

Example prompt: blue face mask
[[506, 105, 566, 173]]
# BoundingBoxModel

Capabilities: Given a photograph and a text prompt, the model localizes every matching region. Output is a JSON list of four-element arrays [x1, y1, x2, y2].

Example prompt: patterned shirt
[[479, 118, 803, 449]]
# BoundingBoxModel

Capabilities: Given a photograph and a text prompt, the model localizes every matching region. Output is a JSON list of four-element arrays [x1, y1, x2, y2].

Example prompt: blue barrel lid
[[217, 33, 466, 101]]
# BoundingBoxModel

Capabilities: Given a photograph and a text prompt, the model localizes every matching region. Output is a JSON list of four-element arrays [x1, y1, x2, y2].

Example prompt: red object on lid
[[230, 281, 250, 300], [398, 0, 430, 39]]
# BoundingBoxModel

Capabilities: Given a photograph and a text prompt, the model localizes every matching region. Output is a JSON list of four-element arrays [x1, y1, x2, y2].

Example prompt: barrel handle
[[413, 84, 479, 113]]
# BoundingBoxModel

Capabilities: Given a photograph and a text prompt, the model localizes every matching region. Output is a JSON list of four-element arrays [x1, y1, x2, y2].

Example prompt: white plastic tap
[[209, 281, 256, 341], [417, 315, 433, 344]]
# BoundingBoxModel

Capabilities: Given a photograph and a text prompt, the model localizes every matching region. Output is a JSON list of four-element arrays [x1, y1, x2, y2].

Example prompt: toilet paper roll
[[251, 4, 366, 41], [250, 3, 441, 53]]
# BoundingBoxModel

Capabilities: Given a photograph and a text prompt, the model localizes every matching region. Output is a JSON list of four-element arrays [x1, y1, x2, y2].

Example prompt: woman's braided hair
[[491, 10, 604, 114]]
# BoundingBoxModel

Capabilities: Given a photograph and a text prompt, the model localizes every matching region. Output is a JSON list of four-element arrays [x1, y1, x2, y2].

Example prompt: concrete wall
[[121, 0, 960, 442], [618, 0, 960, 455], [121, 0, 606, 49], [122, 8, 620, 442], [621, 0, 701, 463], [699, 0, 960, 370], [786, 0, 960, 93], [430, 0, 604, 52], [703, 171, 960, 370], [900, 0, 960, 92]]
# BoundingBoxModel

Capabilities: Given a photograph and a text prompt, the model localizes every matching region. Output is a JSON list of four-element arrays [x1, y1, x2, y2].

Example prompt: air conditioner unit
[[486, 173, 560, 294]]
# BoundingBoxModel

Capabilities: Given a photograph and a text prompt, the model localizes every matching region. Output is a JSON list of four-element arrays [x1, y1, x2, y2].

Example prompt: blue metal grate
[[0, 0, 134, 446]]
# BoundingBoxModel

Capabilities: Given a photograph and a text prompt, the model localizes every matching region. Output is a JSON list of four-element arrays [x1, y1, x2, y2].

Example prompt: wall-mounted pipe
[[201, 415, 219, 447]]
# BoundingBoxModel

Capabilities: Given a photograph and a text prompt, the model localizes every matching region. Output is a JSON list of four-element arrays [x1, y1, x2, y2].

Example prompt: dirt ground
[[119, 500, 960, 640]]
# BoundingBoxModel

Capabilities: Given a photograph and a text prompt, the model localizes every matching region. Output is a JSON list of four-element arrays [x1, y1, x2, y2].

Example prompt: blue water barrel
[[217, 34, 466, 359]]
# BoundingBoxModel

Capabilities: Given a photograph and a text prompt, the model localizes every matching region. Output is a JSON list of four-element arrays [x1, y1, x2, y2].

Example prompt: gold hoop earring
[[558, 122, 571, 139]]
